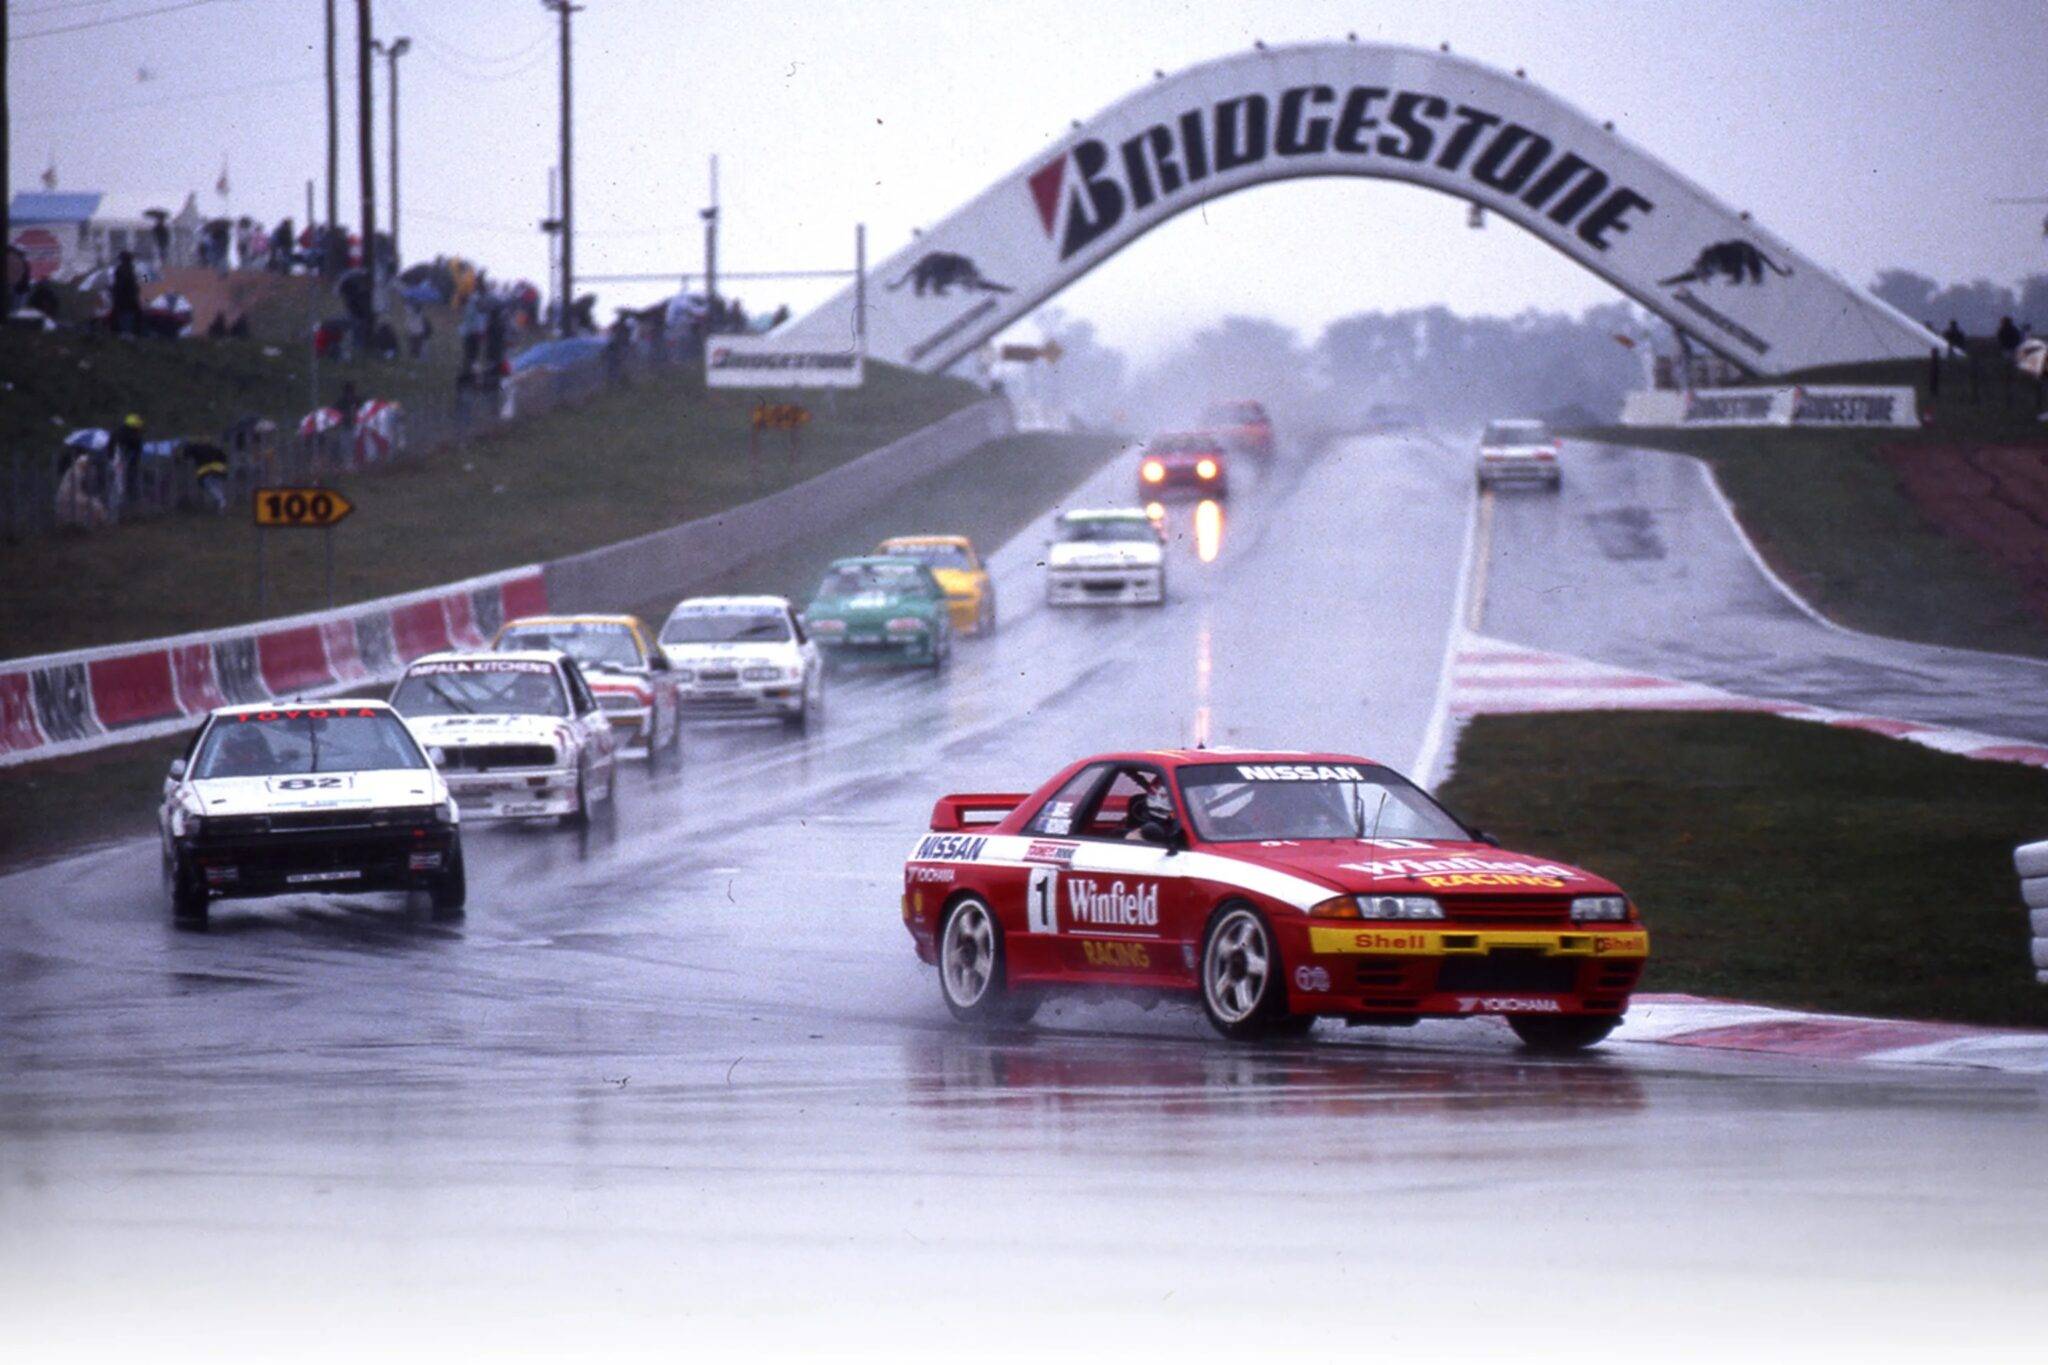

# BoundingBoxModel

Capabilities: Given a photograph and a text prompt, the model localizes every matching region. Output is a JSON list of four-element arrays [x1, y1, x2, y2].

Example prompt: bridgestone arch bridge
[[758, 42, 1932, 377]]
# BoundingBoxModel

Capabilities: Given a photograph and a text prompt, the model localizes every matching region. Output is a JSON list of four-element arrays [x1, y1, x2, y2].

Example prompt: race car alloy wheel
[[938, 896, 1035, 1025], [431, 838, 467, 919], [1508, 1014, 1619, 1053], [1201, 904, 1295, 1040]]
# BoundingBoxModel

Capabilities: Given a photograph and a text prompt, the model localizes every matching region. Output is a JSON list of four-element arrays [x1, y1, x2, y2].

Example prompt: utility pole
[[371, 36, 411, 268], [545, 167, 559, 325], [545, 1, 581, 337], [1, 0, 11, 286], [702, 154, 719, 305], [355, 0, 376, 303], [324, 0, 338, 268]]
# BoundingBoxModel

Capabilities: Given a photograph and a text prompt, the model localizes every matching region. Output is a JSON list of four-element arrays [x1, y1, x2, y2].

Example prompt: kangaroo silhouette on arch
[[1660, 239, 1793, 287], [886, 252, 1014, 297]]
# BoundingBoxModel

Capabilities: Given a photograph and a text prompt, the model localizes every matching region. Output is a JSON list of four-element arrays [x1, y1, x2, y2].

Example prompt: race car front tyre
[[1200, 903, 1293, 1040], [165, 849, 209, 927], [430, 839, 467, 919], [938, 895, 1037, 1026], [561, 764, 591, 829], [1508, 1014, 1619, 1053]]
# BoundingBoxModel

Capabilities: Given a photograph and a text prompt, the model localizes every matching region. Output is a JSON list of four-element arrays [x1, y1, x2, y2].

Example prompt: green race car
[[803, 557, 955, 669]]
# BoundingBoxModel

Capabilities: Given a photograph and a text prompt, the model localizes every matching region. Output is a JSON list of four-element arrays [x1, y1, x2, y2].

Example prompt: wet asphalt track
[[1483, 438, 2048, 740], [3, 435, 2044, 1359]]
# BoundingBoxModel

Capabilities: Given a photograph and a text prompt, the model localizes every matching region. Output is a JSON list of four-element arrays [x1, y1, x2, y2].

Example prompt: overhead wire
[[10, 0, 248, 42]]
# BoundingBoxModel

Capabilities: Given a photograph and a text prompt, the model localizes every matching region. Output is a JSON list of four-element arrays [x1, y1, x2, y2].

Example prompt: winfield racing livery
[[901, 749, 1647, 1050], [159, 701, 463, 926], [492, 613, 683, 761], [390, 651, 618, 824]]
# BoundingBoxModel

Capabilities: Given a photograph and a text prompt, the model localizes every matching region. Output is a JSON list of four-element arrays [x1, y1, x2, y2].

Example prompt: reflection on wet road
[[3, 436, 2043, 1357]]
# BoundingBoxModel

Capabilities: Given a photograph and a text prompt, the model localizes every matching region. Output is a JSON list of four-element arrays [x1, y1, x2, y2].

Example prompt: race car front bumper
[[1047, 567, 1164, 606], [180, 816, 457, 900], [818, 633, 942, 665], [441, 767, 582, 819], [1280, 923, 1648, 1019], [677, 678, 806, 719]]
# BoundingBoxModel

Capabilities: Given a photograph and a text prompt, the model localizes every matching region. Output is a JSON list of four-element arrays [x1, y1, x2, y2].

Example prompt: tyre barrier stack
[[0, 567, 547, 768], [2019, 839, 2048, 986]]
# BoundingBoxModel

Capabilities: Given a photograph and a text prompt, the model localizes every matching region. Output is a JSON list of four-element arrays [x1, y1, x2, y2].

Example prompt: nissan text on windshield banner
[[763, 44, 1934, 376]]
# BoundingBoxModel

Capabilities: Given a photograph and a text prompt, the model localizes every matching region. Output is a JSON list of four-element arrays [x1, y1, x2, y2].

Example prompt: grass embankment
[[1, 333, 980, 653], [0, 429, 1128, 869], [1439, 710, 2048, 1028], [1575, 357, 2048, 658]]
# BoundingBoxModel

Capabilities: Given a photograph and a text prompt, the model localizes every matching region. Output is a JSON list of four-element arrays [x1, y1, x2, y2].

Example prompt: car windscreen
[[497, 621, 643, 669], [1176, 762, 1470, 843], [391, 659, 569, 717], [1482, 422, 1548, 445], [817, 563, 930, 599], [1060, 517, 1153, 544], [882, 542, 972, 570], [660, 608, 792, 644], [193, 708, 426, 779]]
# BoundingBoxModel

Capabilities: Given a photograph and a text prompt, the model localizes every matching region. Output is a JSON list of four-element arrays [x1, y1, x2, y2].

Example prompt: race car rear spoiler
[[929, 793, 1027, 832]]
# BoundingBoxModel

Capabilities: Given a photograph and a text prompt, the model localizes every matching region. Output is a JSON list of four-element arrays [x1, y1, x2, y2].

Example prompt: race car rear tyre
[[165, 851, 209, 927], [1199, 904, 1292, 1041], [430, 840, 467, 919], [1508, 1014, 1620, 1053], [938, 895, 1037, 1026], [665, 706, 684, 759]]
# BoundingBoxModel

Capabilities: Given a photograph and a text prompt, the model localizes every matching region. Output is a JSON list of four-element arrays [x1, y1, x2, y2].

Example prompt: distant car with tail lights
[[877, 534, 996, 636], [1202, 399, 1273, 459], [803, 557, 954, 669], [657, 595, 823, 730], [901, 749, 1645, 1051], [1138, 431, 1229, 500], [1045, 509, 1166, 607], [1476, 418, 1562, 489], [159, 700, 463, 926], [390, 650, 618, 825], [492, 614, 681, 761]]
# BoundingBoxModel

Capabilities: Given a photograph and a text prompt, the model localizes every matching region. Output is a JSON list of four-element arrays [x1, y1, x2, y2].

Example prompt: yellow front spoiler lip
[[1306, 926, 1648, 958]]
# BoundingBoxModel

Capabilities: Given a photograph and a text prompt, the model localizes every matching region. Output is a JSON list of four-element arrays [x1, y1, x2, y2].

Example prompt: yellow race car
[[875, 534, 996, 635]]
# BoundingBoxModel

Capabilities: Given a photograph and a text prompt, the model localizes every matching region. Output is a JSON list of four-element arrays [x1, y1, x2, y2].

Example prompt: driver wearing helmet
[[210, 723, 276, 778], [1121, 774, 1177, 840]]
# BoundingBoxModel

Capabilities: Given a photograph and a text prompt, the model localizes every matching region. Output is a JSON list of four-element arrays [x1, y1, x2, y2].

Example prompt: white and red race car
[[390, 650, 619, 824], [901, 749, 1647, 1051]]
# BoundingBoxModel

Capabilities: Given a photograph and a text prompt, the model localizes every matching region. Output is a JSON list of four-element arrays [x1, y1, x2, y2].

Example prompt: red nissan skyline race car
[[900, 750, 1647, 1051]]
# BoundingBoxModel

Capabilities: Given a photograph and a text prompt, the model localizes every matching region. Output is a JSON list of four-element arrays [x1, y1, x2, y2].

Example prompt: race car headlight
[[885, 617, 927, 634], [1195, 458, 1219, 480], [1571, 895, 1629, 922], [1141, 459, 1165, 483], [1145, 501, 1165, 521], [741, 666, 782, 682], [432, 800, 455, 824], [171, 806, 201, 838], [809, 619, 847, 635], [1363, 895, 1445, 921], [672, 667, 695, 681]]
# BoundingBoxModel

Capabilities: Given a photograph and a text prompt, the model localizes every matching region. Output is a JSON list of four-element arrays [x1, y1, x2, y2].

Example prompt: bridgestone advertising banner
[[705, 337, 865, 389], [1664, 385, 1919, 428], [766, 43, 1934, 376]]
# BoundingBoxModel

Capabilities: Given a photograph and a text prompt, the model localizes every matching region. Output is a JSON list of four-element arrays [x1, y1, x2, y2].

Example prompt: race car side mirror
[[167, 758, 186, 780], [647, 653, 670, 672], [1474, 829, 1501, 847]]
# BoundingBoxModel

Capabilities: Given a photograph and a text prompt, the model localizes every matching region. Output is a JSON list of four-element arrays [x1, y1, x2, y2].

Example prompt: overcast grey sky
[[10, 0, 2046, 358]]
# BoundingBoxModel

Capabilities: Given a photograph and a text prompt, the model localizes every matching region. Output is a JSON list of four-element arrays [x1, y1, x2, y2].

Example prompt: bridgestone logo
[[1065, 878, 1158, 928], [1235, 763, 1365, 781], [1031, 84, 1655, 263], [707, 349, 859, 372]]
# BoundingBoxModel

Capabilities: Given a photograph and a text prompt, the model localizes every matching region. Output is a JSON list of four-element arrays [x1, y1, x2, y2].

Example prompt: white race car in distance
[[159, 700, 462, 926], [390, 650, 619, 824], [1475, 418, 1562, 489], [1045, 509, 1167, 607], [657, 595, 824, 730]]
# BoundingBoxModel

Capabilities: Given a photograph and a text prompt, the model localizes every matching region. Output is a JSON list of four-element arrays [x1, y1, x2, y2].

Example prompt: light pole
[[371, 37, 411, 269], [543, 1, 580, 336]]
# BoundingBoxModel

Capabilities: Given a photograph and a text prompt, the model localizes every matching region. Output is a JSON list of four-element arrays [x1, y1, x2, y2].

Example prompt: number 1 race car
[[901, 750, 1646, 1051], [159, 701, 462, 926]]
